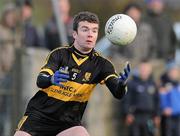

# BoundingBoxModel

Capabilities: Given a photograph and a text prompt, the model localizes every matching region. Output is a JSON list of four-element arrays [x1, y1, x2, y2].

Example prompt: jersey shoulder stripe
[[42, 45, 72, 67]]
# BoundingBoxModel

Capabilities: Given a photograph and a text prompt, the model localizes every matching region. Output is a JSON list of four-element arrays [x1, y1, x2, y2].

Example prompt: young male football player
[[14, 11, 130, 136]]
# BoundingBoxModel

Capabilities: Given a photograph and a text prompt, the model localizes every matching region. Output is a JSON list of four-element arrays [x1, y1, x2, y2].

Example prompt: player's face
[[73, 21, 99, 53]]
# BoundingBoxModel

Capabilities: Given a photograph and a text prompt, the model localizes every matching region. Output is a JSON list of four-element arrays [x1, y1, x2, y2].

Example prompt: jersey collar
[[69, 45, 95, 60]]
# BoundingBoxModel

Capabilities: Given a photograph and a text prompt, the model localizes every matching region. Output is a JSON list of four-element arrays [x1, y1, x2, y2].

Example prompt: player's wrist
[[118, 79, 127, 86], [118, 62, 131, 84], [50, 74, 55, 85]]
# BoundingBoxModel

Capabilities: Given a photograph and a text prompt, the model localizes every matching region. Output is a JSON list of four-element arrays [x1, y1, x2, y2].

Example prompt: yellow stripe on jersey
[[40, 68, 54, 75], [105, 74, 118, 81], [41, 81, 96, 102], [43, 45, 72, 66], [100, 74, 118, 84], [72, 53, 89, 66]]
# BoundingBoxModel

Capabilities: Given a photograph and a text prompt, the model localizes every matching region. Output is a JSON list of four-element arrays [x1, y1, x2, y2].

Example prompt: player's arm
[[105, 62, 130, 99], [36, 72, 52, 88], [36, 69, 69, 88], [36, 50, 69, 88], [105, 77, 127, 99]]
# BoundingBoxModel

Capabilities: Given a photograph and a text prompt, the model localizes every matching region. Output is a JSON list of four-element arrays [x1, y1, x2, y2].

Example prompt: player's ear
[[72, 30, 77, 39]]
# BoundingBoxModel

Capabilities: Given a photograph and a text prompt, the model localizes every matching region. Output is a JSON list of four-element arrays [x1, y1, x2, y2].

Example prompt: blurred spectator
[[159, 61, 180, 136], [20, 0, 43, 47], [109, 2, 158, 63], [122, 59, 160, 136], [0, 3, 22, 77], [143, 0, 177, 61], [0, 3, 22, 135], [44, 0, 73, 51]]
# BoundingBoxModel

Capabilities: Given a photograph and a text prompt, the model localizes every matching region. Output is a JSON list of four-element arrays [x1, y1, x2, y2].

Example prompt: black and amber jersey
[[25, 45, 126, 125]]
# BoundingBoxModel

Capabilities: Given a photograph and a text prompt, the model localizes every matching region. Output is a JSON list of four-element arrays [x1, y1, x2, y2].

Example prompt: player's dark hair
[[73, 11, 99, 31]]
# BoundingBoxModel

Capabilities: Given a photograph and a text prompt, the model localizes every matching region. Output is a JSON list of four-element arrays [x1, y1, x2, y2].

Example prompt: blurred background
[[0, 0, 180, 136]]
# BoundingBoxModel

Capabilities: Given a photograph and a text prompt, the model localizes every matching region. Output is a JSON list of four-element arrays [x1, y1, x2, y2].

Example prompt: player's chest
[[60, 56, 101, 84]]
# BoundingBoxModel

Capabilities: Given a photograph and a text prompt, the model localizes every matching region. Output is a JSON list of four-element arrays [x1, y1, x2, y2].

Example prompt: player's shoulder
[[52, 45, 71, 51], [46, 45, 71, 61], [93, 50, 113, 65], [50, 45, 71, 54]]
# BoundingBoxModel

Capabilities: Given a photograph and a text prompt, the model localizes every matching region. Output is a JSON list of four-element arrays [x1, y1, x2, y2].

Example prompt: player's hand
[[51, 69, 70, 86], [119, 62, 130, 85]]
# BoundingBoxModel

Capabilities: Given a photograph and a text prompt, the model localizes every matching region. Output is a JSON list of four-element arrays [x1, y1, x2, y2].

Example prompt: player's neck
[[73, 43, 92, 54]]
